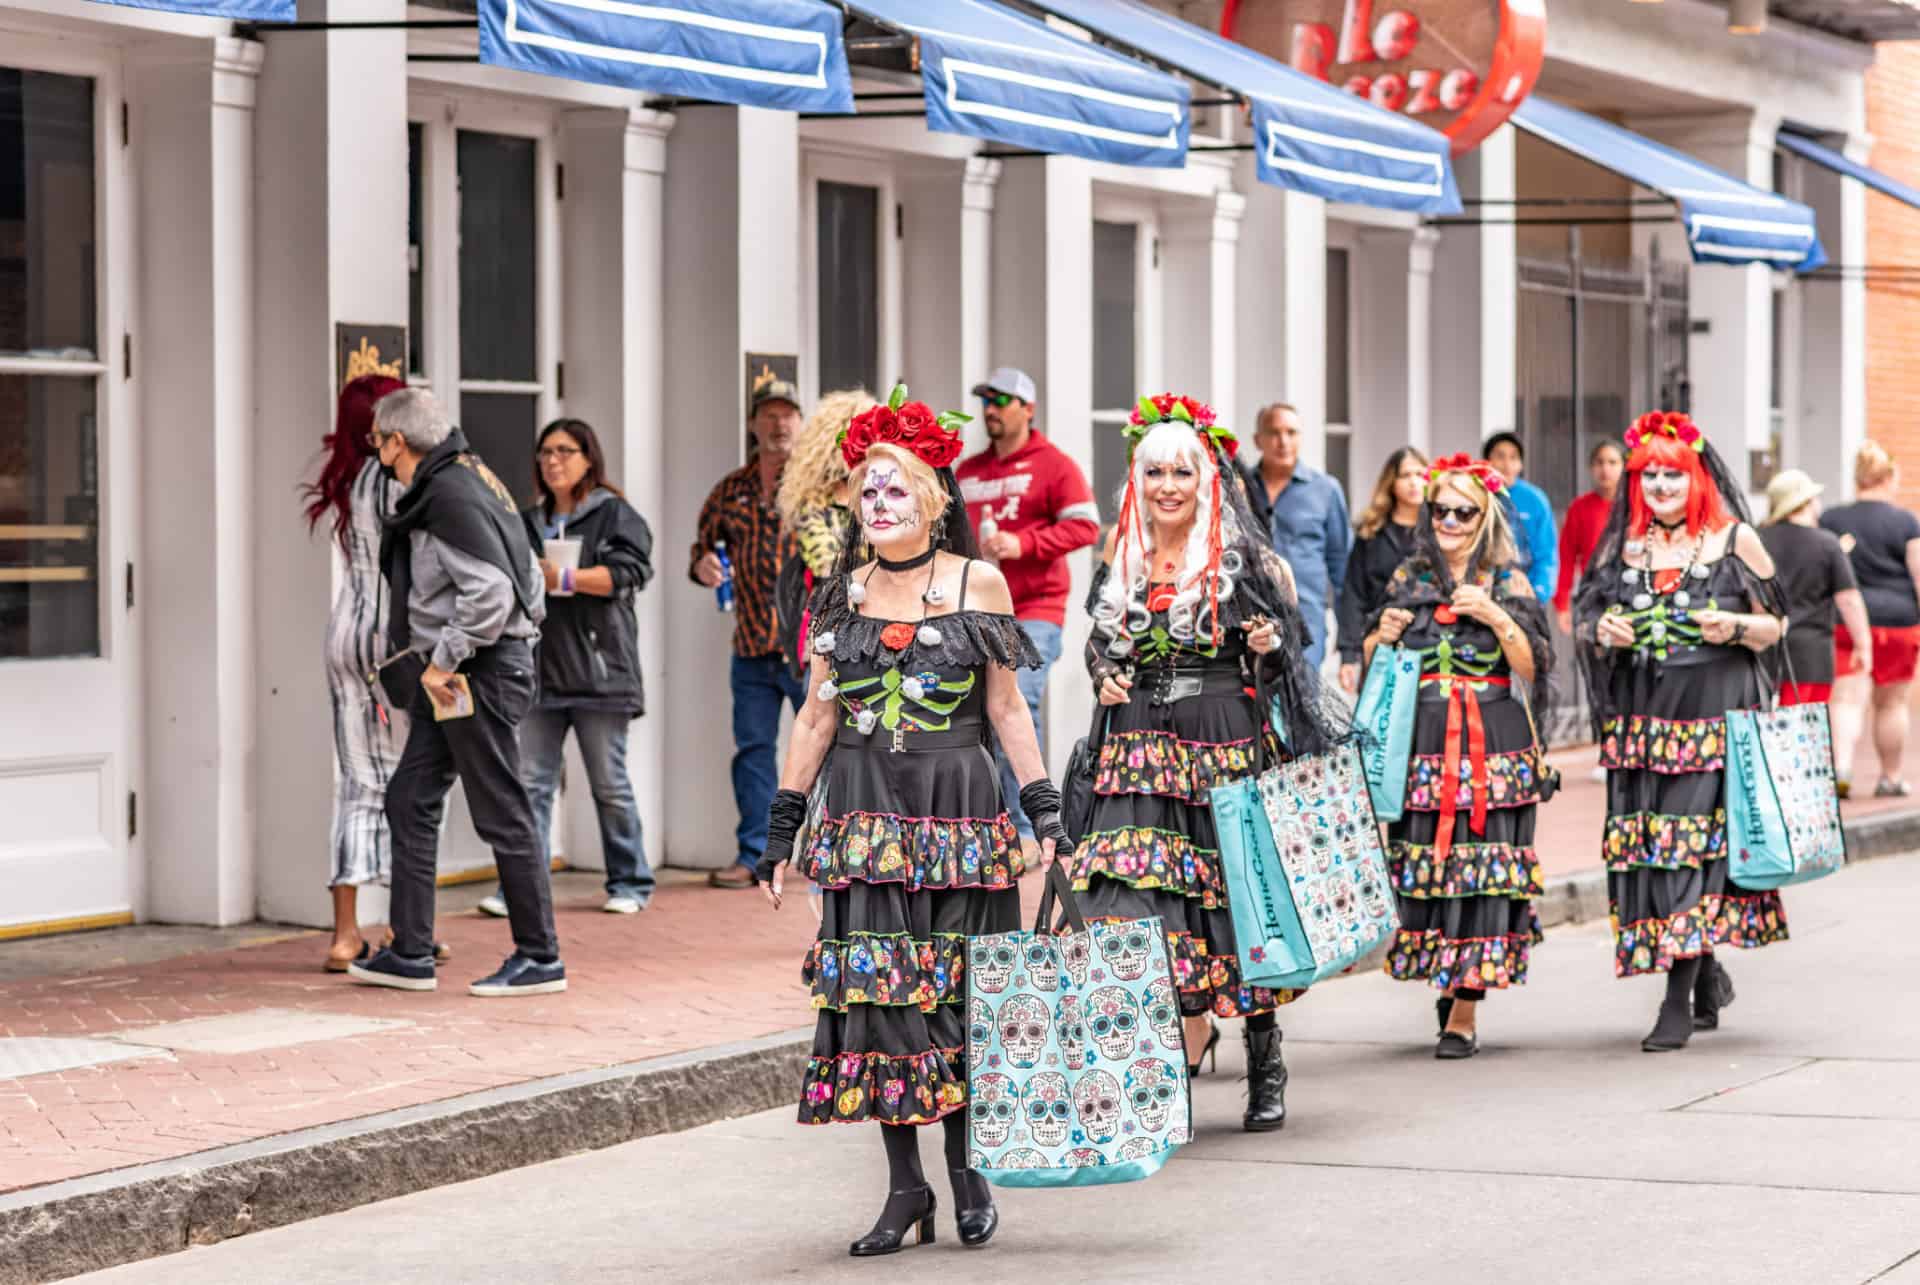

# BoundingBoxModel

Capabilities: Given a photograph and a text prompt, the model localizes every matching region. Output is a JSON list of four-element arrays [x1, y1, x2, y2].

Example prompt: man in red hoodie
[[957, 366, 1101, 841]]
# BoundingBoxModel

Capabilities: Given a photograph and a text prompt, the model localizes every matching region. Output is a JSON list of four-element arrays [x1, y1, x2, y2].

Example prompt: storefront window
[[816, 180, 878, 395], [457, 129, 539, 497], [1091, 219, 1138, 519], [1, 67, 100, 661]]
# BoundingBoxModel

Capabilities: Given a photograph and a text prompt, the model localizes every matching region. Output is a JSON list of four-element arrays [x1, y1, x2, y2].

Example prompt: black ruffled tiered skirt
[[1072, 667, 1296, 1019], [1385, 683, 1543, 991], [796, 733, 1021, 1125], [1601, 655, 1787, 977]]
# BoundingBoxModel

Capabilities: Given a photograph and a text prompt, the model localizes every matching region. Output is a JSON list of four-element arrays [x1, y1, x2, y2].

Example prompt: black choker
[[875, 547, 937, 573], [1652, 517, 1687, 533]]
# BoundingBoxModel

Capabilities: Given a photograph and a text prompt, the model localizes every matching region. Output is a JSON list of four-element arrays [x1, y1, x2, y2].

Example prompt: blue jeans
[[996, 619, 1064, 838], [732, 652, 809, 869], [522, 705, 654, 903]]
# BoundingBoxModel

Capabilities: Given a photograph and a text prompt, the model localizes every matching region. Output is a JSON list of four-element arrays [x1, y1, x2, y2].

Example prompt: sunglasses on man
[[979, 392, 1023, 409]]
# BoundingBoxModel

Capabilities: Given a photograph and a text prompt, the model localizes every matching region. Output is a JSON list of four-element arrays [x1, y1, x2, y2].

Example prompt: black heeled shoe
[[1188, 1023, 1221, 1077], [1641, 998, 1694, 1052], [1435, 1030, 1478, 1059], [849, 1186, 937, 1257], [1692, 959, 1735, 1030], [948, 1168, 998, 1248], [1242, 1027, 1288, 1132]]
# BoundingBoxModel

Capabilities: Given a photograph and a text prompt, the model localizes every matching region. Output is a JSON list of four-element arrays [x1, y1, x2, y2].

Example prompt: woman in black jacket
[[1338, 446, 1427, 693], [477, 418, 656, 918]]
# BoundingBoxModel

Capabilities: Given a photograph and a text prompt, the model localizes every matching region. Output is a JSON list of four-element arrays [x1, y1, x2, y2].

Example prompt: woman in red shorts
[[1822, 441, 1920, 797]]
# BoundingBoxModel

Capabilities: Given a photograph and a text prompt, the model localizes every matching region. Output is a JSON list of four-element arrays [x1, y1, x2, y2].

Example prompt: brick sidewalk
[[1, 743, 1914, 1198]]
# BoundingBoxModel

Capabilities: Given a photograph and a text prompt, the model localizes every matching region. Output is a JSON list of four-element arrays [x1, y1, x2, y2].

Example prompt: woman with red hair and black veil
[[1077, 394, 1344, 1134], [1574, 411, 1793, 1051]]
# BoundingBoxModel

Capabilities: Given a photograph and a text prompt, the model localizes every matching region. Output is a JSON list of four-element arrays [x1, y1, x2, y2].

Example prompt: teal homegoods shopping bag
[[1725, 703, 1847, 890], [1354, 644, 1420, 821], [966, 865, 1189, 1188]]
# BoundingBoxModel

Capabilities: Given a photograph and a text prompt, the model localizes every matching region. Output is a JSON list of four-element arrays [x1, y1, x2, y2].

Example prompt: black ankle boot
[[948, 1167, 998, 1247], [1692, 958, 1735, 1030], [1242, 1026, 1288, 1132], [1642, 960, 1699, 1052], [849, 1186, 936, 1257]]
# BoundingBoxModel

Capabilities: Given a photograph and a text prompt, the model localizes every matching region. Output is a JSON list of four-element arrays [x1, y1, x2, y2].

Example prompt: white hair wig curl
[[1093, 421, 1247, 644]]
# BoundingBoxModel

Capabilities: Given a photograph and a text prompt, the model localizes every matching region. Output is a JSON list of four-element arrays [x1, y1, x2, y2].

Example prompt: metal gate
[[1517, 232, 1690, 514]]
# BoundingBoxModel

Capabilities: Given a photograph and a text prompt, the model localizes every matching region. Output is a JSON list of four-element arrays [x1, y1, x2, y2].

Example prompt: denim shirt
[[1246, 462, 1352, 655]]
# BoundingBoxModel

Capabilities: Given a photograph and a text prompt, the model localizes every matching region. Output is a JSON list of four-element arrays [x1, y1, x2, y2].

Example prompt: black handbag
[[1061, 699, 1110, 848], [1518, 682, 1561, 803]]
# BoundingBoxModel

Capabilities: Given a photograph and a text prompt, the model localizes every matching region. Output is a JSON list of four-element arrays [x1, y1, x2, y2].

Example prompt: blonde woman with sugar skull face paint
[[752, 387, 1066, 1259], [1574, 411, 1793, 1054], [1364, 455, 1552, 1059], [1077, 394, 1345, 1136]]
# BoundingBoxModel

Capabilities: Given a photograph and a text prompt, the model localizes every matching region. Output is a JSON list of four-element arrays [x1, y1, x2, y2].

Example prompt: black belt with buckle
[[1139, 666, 1246, 707], [835, 725, 989, 753]]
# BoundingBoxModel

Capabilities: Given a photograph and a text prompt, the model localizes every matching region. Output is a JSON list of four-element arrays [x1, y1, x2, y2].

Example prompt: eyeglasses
[[366, 431, 387, 450], [536, 446, 582, 462], [980, 392, 1019, 409], [1432, 502, 1482, 527]]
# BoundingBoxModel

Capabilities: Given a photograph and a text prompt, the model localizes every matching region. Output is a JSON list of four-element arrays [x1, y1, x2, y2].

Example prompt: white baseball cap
[[971, 367, 1037, 404]]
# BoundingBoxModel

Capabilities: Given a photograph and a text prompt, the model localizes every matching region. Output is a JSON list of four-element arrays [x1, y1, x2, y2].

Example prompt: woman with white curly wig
[[1075, 393, 1343, 1134]]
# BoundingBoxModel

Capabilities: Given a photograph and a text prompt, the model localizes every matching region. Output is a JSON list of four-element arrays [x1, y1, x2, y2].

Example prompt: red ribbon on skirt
[[1423, 674, 1511, 865]]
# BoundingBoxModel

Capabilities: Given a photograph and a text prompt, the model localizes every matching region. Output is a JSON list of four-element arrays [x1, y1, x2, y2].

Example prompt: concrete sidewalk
[[1, 745, 1917, 1282], [73, 849, 1920, 1285]]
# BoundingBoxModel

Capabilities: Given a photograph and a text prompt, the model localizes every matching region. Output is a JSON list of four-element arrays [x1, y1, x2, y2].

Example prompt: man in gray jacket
[[349, 389, 565, 998]]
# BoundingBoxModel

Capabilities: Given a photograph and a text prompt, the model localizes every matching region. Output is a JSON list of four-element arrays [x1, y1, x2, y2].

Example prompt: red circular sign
[[1221, 0, 1544, 156]]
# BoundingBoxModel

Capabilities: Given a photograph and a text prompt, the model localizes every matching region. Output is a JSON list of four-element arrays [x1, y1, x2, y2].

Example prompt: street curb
[[0, 1027, 813, 1285], [5, 812, 1915, 1283]]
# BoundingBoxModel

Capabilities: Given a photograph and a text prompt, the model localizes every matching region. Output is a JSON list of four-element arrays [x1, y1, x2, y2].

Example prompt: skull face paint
[[1641, 465, 1691, 523], [859, 460, 922, 553], [998, 994, 1051, 1070], [1020, 1071, 1072, 1147]]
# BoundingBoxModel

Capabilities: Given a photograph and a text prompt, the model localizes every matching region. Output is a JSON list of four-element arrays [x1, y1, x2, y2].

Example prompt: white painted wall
[[1791, 142, 1867, 498]]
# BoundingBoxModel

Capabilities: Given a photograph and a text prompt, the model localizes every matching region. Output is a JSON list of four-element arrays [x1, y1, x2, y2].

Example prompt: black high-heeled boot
[[947, 1168, 998, 1247], [1642, 957, 1701, 1052], [848, 1186, 937, 1257], [1242, 1025, 1288, 1132], [1692, 957, 1735, 1030]]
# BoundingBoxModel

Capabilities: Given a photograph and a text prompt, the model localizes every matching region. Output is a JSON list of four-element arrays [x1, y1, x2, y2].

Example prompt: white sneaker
[[476, 893, 509, 918], [603, 896, 642, 915]]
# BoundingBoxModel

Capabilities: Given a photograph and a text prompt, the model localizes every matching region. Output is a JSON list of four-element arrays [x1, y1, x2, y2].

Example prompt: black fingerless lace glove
[[754, 788, 810, 884], [1019, 780, 1072, 857]]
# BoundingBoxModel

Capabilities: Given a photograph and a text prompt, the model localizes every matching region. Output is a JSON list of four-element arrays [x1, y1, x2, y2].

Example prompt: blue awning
[[1512, 97, 1825, 271], [846, 0, 1190, 169], [479, 0, 853, 113], [84, 0, 293, 17], [1030, 0, 1459, 215], [1778, 129, 1920, 212]]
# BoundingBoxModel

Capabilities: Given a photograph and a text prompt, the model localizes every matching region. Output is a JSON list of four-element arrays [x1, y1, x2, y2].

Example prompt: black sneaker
[[469, 954, 567, 997], [347, 947, 437, 992]]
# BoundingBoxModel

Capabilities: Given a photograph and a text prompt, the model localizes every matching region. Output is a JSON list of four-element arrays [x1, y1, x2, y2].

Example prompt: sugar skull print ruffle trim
[[1385, 922, 1543, 992], [1603, 808, 1727, 872], [1404, 750, 1543, 813], [1073, 827, 1225, 908], [1092, 730, 1274, 804], [1611, 891, 1788, 977], [801, 810, 1024, 892], [803, 931, 967, 1012], [799, 1046, 968, 1126], [1600, 714, 1726, 776], [1388, 841, 1543, 900]]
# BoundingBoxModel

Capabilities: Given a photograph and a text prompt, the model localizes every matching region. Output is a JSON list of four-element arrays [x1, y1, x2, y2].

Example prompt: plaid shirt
[[689, 459, 796, 658]]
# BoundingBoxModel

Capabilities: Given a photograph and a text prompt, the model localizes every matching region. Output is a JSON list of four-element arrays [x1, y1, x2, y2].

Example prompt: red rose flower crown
[[1426, 453, 1506, 497], [1624, 410, 1705, 454], [838, 383, 970, 471], [1123, 392, 1237, 460]]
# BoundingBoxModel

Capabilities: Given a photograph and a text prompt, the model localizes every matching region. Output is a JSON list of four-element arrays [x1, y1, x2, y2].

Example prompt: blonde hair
[[849, 443, 950, 546], [1356, 446, 1429, 540], [777, 388, 877, 525], [1094, 422, 1245, 642], [1857, 439, 1897, 492], [1431, 468, 1521, 575]]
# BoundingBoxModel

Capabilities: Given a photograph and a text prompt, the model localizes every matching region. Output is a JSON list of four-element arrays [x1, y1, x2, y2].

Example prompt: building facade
[[0, 0, 1902, 934]]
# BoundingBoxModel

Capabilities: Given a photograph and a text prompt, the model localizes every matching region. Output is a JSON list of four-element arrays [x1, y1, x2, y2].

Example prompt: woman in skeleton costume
[[754, 387, 1070, 1257], [1076, 394, 1342, 1134]]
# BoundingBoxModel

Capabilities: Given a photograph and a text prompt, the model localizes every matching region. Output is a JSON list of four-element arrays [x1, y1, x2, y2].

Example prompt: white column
[[959, 156, 1001, 418], [898, 155, 1000, 431], [1478, 125, 1519, 442], [1634, 110, 1779, 498], [660, 107, 800, 870], [129, 37, 262, 926], [1351, 226, 1413, 489], [554, 106, 673, 875], [1161, 189, 1245, 416], [1408, 227, 1439, 457], [250, 0, 410, 927], [1792, 133, 1867, 497], [1234, 162, 1328, 461]]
